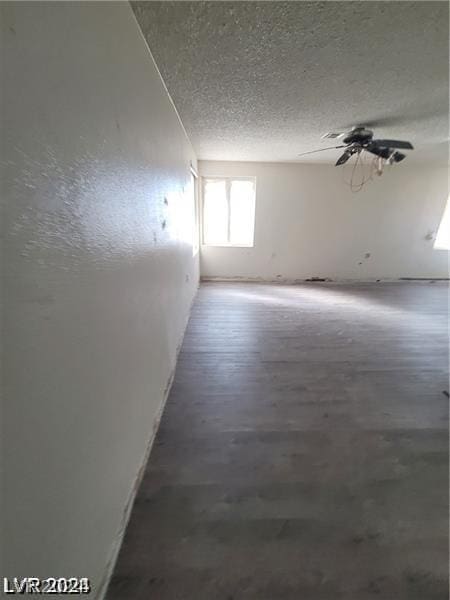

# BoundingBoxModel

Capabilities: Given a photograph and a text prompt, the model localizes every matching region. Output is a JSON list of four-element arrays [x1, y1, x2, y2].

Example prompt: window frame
[[201, 176, 256, 248]]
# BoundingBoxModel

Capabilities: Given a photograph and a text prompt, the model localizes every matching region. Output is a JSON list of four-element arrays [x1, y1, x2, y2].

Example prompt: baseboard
[[200, 276, 449, 284], [96, 281, 200, 600], [398, 277, 450, 281]]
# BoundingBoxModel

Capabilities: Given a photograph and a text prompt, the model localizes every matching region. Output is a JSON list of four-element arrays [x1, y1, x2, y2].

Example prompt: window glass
[[229, 180, 256, 246], [203, 179, 228, 245]]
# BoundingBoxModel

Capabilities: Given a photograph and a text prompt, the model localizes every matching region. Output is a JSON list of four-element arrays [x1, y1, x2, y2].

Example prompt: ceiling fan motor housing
[[343, 127, 374, 145]]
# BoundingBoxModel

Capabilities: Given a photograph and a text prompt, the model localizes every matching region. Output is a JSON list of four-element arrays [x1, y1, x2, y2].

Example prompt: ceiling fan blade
[[371, 139, 414, 150], [298, 145, 346, 157], [335, 150, 353, 166], [356, 116, 404, 129], [365, 145, 392, 159], [391, 151, 406, 163]]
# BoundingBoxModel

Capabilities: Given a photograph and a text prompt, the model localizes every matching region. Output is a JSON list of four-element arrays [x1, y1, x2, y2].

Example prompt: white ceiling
[[132, 1, 449, 164]]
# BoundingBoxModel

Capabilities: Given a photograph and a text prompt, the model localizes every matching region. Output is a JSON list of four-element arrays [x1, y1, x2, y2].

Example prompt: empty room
[[1, 1, 449, 599]]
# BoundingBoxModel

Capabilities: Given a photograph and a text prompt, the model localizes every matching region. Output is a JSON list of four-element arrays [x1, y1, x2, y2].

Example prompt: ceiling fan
[[298, 127, 414, 166]]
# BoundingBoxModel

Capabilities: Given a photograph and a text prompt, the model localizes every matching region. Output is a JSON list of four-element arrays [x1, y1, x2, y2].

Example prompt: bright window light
[[191, 173, 200, 257], [202, 177, 256, 247], [434, 196, 450, 250]]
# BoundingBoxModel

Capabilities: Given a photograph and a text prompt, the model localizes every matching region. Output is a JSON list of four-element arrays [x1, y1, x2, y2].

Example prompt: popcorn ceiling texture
[[132, 1, 448, 164]]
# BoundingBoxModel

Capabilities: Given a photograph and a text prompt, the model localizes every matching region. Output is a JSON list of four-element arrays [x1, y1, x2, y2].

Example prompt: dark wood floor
[[107, 282, 449, 600]]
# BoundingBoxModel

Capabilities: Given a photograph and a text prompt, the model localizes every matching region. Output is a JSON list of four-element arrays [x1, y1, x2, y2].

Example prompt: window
[[202, 177, 256, 247], [191, 170, 199, 256], [434, 196, 450, 250]]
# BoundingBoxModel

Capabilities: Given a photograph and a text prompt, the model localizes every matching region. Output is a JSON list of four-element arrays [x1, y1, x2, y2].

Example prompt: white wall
[[200, 161, 449, 280], [1, 2, 198, 596]]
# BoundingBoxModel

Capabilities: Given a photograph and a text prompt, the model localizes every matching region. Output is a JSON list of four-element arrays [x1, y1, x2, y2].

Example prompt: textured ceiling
[[132, 1, 449, 163]]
